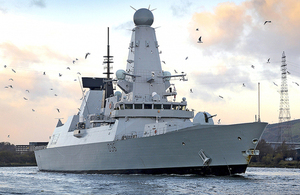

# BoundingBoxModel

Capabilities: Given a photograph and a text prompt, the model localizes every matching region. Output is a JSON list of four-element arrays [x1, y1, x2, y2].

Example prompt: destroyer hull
[[35, 122, 267, 175]]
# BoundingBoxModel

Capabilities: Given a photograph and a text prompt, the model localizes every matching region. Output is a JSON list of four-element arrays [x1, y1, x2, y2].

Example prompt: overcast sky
[[1, 0, 300, 145]]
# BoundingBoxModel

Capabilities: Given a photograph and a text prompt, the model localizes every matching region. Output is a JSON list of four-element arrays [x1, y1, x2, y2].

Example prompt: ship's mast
[[103, 27, 114, 101], [103, 27, 114, 79]]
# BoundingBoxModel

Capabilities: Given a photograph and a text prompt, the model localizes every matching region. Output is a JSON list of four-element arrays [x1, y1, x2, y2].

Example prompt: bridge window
[[180, 105, 186, 110], [154, 104, 161, 109], [172, 105, 179, 110], [120, 104, 124, 110], [125, 104, 133, 109], [134, 104, 142, 109], [163, 104, 171, 109], [144, 104, 152, 109]]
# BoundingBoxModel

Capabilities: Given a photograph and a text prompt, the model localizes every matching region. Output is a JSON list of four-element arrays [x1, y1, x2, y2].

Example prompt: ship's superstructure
[[35, 8, 267, 176]]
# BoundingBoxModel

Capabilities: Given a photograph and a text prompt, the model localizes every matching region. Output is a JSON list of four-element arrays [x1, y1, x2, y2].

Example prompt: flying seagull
[[190, 89, 193, 93], [73, 60, 76, 64], [77, 72, 81, 75], [4, 65, 7, 68], [287, 71, 290, 74], [8, 85, 13, 88], [243, 83, 246, 87], [67, 67, 70, 70], [251, 65, 255, 69], [174, 69, 178, 73], [26, 90, 30, 93], [9, 78, 13, 81], [85, 52, 90, 59], [219, 95, 223, 99], [12, 69, 16, 73], [162, 61, 166, 64], [43, 72, 46, 75], [185, 57, 188, 60], [197, 36, 203, 43], [218, 119, 221, 124], [59, 73, 62, 77], [56, 108, 60, 113], [23, 97, 28, 100], [273, 82, 278, 86], [32, 109, 35, 112], [267, 58, 270, 63], [196, 28, 199, 31], [127, 59, 134, 64], [264, 21, 271, 25], [293, 82, 299, 86]]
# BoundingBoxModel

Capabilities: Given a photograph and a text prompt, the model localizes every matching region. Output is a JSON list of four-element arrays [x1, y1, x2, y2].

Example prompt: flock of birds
[[181, 20, 298, 99], [3, 19, 300, 129], [3, 52, 91, 114]]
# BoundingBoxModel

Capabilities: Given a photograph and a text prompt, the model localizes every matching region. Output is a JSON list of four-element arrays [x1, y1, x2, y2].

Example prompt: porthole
[[252, 138, 258, 144]]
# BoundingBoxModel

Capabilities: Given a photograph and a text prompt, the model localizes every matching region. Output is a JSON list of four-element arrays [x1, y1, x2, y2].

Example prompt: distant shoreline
[[0, 163, 37, 167], [249, 161, 300, 168]]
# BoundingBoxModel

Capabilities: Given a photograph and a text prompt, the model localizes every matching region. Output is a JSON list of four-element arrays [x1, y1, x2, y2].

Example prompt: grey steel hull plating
[[35, 122, 267, 175]]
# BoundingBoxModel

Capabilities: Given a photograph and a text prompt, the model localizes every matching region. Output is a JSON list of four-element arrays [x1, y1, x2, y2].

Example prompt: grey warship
[[34, 8, 268, 176]]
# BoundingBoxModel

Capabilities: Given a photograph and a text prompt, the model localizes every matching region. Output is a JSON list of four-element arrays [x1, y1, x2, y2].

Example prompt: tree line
[[250, 139, 300, 168], [0, 142, 36, 166]]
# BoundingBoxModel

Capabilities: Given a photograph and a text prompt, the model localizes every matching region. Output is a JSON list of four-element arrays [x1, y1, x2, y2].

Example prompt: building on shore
[[16, 142, 48, 154]]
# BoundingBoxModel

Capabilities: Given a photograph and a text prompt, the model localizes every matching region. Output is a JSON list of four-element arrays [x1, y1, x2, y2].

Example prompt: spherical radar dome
[[133, 8, 154, 26]]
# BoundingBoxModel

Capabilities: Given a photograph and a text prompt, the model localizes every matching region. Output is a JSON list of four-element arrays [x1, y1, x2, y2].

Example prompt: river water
[[0, 166, 299, 194]]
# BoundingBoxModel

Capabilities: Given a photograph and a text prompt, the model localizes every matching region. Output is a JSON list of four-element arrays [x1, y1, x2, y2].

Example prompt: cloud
[[0, 42, 41, 66], [30, 0, 46, 8], [114, 21, 134, 36], [0, 6, 7, 14], [171, 0, 193, 17], [188, 0, 300, 88], [189, 0, 300, 67], [0, 42, 71, 69]]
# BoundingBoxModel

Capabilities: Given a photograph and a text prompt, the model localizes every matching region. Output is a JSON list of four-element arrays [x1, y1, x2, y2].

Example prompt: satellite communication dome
[[163, 71, 171, 81], [133, 8, 154, 26], [115, 91, 122, 97], [115, 91, 122, 101], [116, 69, 126, 80]]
